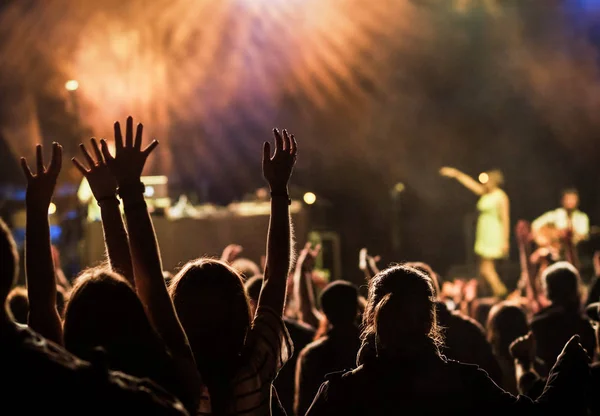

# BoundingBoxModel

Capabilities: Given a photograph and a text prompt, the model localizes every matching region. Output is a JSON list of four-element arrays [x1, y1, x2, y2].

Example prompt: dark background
[[1, 0, 600, 284]]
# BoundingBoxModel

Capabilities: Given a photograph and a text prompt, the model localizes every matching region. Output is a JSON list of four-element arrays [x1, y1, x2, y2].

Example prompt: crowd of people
[[1, 116, 599, 415]]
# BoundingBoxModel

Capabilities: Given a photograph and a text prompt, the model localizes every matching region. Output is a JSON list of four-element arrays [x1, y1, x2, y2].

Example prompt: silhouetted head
[[169, 258, 251, 376], [561, 188, 579, 211], [485, 169, 504, 191], [360, 265, 442, 362], [0, 218, 18, 308], [7, 286, 28, 324], [404, 261, 440, 297], [244, 275, 264, 316], [320, 281, 359, 327], [230, 258, 261, 281], [486, 301, 529, 358], [63, 267, 166, 376], [542, 261, 581, 308]]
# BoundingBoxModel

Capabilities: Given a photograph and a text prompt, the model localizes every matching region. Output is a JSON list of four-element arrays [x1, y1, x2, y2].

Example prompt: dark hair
[[0, 218, 18, 303], [542, 261, 581, 308], [561, 188, 579, 198], [169, 258, 251, 412], [63, 267, 169, 379], [320, 281, 358, 327], [487, 170, 504, 187], [7, 286, 28, 324], [359, 265, 443, 364], [486, 302, 529, 359], [244, 275, 264, 303], [404, 261, 440, 297]]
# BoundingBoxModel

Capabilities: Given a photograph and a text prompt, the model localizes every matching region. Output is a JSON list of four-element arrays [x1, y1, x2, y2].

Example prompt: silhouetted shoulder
[[3, 324, 188, 415]]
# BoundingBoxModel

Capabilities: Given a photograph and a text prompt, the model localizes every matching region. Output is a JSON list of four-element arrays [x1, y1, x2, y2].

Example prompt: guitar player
[[531, 188, 590, 257]]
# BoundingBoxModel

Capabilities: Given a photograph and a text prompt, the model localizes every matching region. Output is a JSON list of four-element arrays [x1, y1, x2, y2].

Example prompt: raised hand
[[262, 128, 297, 192], [72, 139, 117, 201], [297, 242, 321, 273], [21, 143, 62, 209], [100, 116, 158, 186], [440, 166, 458, 178], [221, 244, 244, 264]]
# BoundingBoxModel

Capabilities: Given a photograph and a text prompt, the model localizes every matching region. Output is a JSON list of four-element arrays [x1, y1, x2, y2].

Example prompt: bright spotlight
[[48, 203, 57, 215], [303, 192, 317, 205], [478, 172, 489, 184], [65, 80, 79, 91]]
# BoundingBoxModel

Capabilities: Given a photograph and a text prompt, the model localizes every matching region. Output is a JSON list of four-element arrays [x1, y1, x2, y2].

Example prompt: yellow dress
[[475, 190, 506, 259]]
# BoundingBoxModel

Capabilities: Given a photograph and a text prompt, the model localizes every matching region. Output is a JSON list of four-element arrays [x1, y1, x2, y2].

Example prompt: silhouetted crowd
[[1, 117, 599, 415]]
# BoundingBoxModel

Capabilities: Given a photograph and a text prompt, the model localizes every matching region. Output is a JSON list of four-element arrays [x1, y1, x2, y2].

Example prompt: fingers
[[100, 139, 114, 163], [114, 122, 123, 151], [273, 128, 283, 155], [142, 139, 159, 156], [282, 129, 291, 151], [80, 143, 95, 168], [36, 144, 44, 174], [20, 158, 33, 180], [134, 123, 143, 150], [90, 138, 104, 164], [262, 142, 271, 163], [71, 158, 89, 176], [48, 142, 62, 174], [290, 134, 298, 157], [126, 116, 134, 148]]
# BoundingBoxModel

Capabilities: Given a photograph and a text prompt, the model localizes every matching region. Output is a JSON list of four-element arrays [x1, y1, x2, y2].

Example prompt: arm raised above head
[[21, 143, 63, 345], [258, 128, 297, 316], [72, 138, 134, 286], [440, 166, 485, 196]]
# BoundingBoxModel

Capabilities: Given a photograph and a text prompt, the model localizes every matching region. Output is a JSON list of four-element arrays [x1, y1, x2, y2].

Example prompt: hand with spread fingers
[[21, 142, 63, 209], [100, 116, 159, 187], [262, 128, 297, 193], [72, 138, 118, 202]]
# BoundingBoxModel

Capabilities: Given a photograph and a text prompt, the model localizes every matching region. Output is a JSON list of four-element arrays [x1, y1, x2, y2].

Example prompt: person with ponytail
[[306, 265, 590, 415]]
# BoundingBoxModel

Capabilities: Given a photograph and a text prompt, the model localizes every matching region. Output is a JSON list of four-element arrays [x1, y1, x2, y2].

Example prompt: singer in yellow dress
[[440, 167, 509, 298]]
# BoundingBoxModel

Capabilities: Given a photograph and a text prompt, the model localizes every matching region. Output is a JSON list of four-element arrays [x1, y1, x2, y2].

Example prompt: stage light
[[478, 172, 489, 184], [303, 192, 317, 205], [144, 186, 155, 197], [65, 80, 79, 91], [48, 203, 57, 215], [394, 183, 405, 193]]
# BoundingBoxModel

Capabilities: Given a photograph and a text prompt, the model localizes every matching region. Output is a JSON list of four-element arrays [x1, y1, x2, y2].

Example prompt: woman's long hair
[[169, 258, 252, 414], [358, 264, 443, 365], [63, 267, 170, 379]]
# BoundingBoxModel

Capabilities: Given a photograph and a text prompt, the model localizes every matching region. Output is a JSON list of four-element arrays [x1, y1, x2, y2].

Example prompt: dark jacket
[[530, 304, 596, 372], [435, 301, 503, 384], [295, 324, 361, 416], [305, 347, 588, 416]]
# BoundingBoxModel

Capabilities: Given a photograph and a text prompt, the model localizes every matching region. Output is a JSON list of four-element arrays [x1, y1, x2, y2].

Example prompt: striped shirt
[[197, 306, 293, 415]]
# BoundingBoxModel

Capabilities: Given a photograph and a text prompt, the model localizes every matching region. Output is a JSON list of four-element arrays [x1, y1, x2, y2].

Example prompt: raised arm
[[359, 248, 381, 281], [21, 143, 63, 344], [72, 139, 134, 285], [440, 166, 485, 195], [293, 243, 323, 328], [515, 220, 540, 313], [101, 117, 193, 362], [257, 128, 298, 316]]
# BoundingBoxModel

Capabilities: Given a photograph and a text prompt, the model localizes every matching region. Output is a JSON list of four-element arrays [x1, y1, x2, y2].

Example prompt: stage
[[82, 203, 310, 273]]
